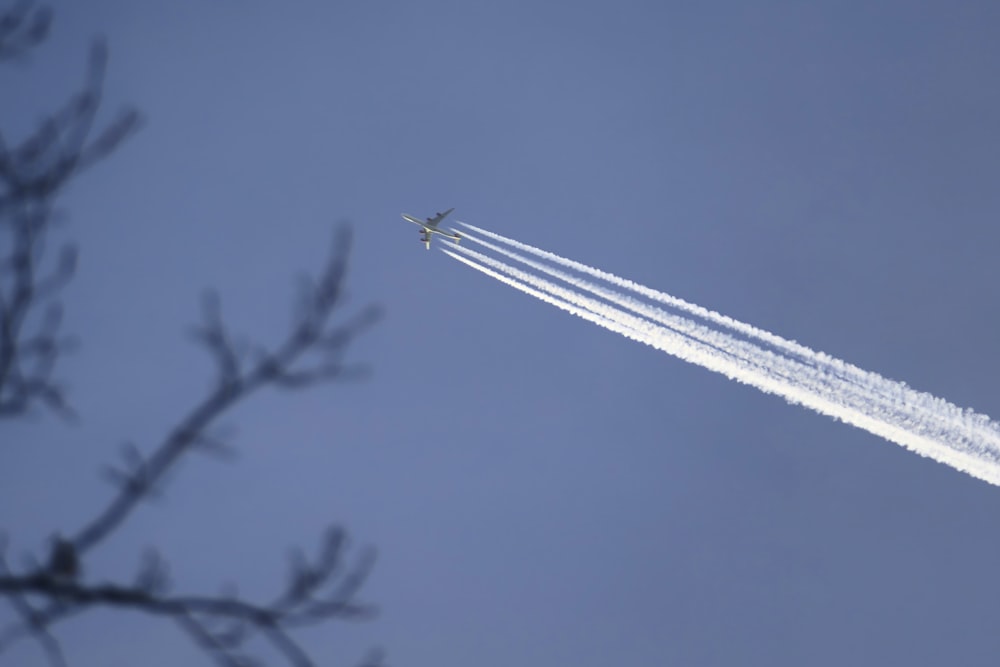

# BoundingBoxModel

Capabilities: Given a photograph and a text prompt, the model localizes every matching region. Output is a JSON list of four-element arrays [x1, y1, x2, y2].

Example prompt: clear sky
[[4, 0, 1000, 665]]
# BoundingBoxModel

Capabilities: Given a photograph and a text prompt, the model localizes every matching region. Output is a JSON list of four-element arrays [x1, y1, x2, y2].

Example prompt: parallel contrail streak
[[455, 225, 998, 452], [455, 231, 960, 440], [443, 227, 1000, 486], [459, 222, 886, 391], [445, 242, 936, 453], [459, 223, 827, 359], [453, 232, 908, 422]]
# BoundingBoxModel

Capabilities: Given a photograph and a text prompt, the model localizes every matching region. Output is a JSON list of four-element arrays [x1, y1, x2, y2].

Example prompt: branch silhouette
[[1, 225, 383, 667], [1, 528, 378, 667], [0, 32, 141, 420], [1, 6, 385, 666], [0, 1, 51, 63]]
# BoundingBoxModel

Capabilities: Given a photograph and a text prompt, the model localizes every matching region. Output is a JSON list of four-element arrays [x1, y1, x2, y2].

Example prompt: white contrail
[[445, 245, 811, 400], [446, 242, 946, 449], [443, 228, 1000, 486], [459, 222, 879, 384], [456, 223, 998, 456], [443, 248, 665, 348], [454, 230, 966, 441]]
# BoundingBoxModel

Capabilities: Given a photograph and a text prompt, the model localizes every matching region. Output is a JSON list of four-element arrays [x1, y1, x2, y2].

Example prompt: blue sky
[[3, 1, 1000, 665]]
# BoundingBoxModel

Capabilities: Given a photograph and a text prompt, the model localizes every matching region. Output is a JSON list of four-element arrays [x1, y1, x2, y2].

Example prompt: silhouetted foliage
[[0, 5, 383, 666]]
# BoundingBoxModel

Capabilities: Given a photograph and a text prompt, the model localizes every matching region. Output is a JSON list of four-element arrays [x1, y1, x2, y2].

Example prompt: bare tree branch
[[0, 546, 66, 667], [175, 613, 251, 667], [0, 231, 382, 664], [0, 1, 51, 63], [71, 227, 380, 556], [2, 10, 384, 665], [0, 532, 376, 664], [0, 34, 142, 420]]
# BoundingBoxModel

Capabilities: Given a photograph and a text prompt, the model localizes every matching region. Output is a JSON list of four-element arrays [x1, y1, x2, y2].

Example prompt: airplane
[[401, 208, 462, 249]]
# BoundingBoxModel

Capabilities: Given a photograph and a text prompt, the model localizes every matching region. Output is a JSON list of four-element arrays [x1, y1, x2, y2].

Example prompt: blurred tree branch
[[1, 26, 141, 420], [1, 529, 378, 667], [0, 5, 384, 666], [0, 1, 50, 62]]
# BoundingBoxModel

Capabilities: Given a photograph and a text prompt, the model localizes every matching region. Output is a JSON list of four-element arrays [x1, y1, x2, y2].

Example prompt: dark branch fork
[[75, 227, 381, 555], [0, 0, 51, 63], [1, 534, 378, 667], [1, 36, 140, 420], [1, 5, 384, 665], [1, 221, 382, 665]]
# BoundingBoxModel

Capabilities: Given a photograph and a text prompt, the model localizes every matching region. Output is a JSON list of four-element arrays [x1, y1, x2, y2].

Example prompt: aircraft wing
[[427, 207, 455, 225]]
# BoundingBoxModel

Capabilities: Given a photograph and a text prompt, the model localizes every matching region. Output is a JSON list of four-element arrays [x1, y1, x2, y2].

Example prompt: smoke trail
[[443, 228, 1000, 486]]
